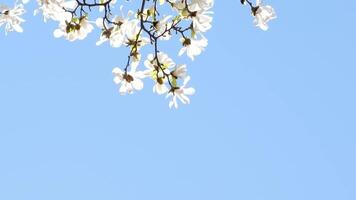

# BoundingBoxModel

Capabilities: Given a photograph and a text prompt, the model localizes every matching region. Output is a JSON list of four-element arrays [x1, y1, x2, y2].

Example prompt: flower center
[[182, 38, 191, 46], [123, 74, 134, 83]]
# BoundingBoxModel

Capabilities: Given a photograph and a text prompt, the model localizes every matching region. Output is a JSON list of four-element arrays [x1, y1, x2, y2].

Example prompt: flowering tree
[[0, 0, 276, 108]]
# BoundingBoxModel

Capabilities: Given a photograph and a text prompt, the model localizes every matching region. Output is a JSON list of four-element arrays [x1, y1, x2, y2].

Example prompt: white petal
[[96, 18, 104, 28], [178, 47, 186, 56], [12, 24, 23, 33], [184, 88, 195, 96], [53, 29, 63, 38], [113, 76, 122, 84], [132, 79, 144, 91], [63, 1, 78, 9]]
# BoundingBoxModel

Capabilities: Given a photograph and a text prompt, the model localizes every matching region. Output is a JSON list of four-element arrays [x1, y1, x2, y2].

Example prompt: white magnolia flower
[[153, 15, 172, 40], [124, 19, 149, 48], [0, 4, 25, 34], [253, 0, 276, 31], [96, 8, 135, 47], [34, 0, 77, 22], [144, 52, 175, 72], [112, 67, 145, 95], [166, 76, 195, 109], [144, 52, 175, 95], [118, 19, 149, 67], [35, 0, 63, 22], [53, 16, 94, 41], [189, 3, 213, 33], [178, 36, 208, 60], [171, 64, 187, 79], [96, 17, 127, 47]]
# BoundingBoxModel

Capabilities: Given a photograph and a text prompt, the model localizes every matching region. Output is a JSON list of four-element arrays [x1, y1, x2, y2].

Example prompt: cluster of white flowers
[[1, 0, 276, 109]]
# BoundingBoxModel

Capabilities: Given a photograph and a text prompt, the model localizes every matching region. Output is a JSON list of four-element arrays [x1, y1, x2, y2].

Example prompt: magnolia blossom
[[153, 15, 172, 40], [171, 64, 187, 79], [179, 37, 208, 60], [124, 19, 150, 48], [96, 8, 137, 47], [189, 3, 213, 33], [0, 4, 25, 34], [166, 76, 196, 109], [112, 67, 144, 95], [34, 0, 72, 22], [253, 0, 276, 31], [53, 16, 94, 41], [96, 17, 127, 47], [144, 52, 175, 95]]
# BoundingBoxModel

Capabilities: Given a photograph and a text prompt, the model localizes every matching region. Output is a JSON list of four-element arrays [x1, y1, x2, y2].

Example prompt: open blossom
[[124, 19, 150, 65], [144, 52, 175, 95], [0, 4, 25, 34], [96, 9, 135, 47], [166, 76, 196, 109], [118, 19, 150, 68], [53, 16, 94, 41], [144, 52, 175, 72], [253, 0, 276, 31], [189, 3, 213, 33], [171, 64, 187, 79], [112, 67, 145, 95], [179, 36, 208, 60], [153, 15, 172, 40], [124, 19, 150, 48], [34, 0, 71, 22], [95, 17, 127, 47]]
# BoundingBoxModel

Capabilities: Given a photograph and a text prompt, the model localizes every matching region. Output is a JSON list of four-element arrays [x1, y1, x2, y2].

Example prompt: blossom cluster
[[1, 0, 276, 109]]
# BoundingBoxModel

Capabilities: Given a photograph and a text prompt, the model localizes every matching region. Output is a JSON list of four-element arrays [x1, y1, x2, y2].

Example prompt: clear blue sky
[[1, 1, 356, 200]]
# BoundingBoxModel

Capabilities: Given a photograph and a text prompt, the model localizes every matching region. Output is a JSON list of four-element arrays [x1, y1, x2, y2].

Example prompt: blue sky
[[1, 0, 356, 200]]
